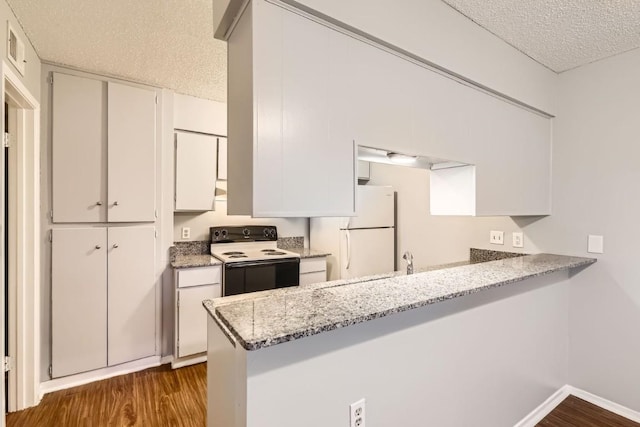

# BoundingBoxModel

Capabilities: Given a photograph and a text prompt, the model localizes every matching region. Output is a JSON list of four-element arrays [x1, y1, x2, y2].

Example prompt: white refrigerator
[[310, 185, 395, 281]]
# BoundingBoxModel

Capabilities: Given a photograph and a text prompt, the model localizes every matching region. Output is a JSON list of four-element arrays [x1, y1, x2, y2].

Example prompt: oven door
[[223, 258, 300, 296]]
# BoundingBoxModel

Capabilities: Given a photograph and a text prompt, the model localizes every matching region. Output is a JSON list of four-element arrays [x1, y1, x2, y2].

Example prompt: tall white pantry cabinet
[[49, 72, 158, 378]]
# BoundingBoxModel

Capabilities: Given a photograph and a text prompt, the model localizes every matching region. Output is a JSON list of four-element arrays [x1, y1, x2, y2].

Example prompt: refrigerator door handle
[[345, 230, 351, 270]]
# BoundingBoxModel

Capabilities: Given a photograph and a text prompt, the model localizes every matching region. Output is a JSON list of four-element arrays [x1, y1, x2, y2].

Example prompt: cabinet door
[[107, 226, 156, 365], [51, 228, 107, 377], [52, 73, 107, 223], [175, 132, 217, 211], [281, 9, 355, 216], [252, 2, 355, 217], [107, 82, 156, 222], [217, 137, 228, 180], [177, 284, 221, 357]]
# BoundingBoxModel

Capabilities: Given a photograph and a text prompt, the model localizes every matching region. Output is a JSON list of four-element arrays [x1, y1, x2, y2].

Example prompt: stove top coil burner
[[228, 254, 248, 258], [223, 251, 245, 256], [266, 251, 286, 255]]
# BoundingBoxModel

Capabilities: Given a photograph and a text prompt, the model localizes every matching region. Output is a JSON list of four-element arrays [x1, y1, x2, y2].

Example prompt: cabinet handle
[[96, 201, 103, 206], [95, 245, 101, 249], [113, 201, 119, 206], [113, 244, 119, 249]]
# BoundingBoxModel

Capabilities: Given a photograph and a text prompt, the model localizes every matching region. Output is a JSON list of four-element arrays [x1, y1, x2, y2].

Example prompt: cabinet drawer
[[299, 258, 327, 274], [300, 271, 326, 286], [177, 266, 221, 288]]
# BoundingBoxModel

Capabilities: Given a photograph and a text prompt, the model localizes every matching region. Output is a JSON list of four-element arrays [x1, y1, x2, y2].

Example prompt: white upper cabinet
[[51, 73, 157, 223], [227, 1, 356, 217], [52, 73, 107, 223], [175, 132, 218, 211], [223, 1, 551, 217], [107, 82, 156, 222], [174, 93, 227, 136]]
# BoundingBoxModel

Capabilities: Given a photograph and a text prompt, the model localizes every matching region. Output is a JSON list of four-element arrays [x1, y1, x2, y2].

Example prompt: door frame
[[1, 61, 41, 413]]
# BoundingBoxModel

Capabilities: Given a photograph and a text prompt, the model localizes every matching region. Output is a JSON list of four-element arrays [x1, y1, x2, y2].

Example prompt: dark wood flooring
[[6, 363, 206, 427], [6, 364, 639, 426], [537, 395, 640, 427]]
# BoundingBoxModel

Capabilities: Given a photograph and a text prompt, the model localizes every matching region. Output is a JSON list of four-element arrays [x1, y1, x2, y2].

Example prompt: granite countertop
[[287, 247, 331, 259], [171, 255, 222, 269], [204, 254, 596, 351]]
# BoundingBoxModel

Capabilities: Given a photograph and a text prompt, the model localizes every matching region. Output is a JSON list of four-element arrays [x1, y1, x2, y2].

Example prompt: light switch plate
[[512, 232, 524, 248], [490, 230, 504, 245], [587, 235, 604, 254]]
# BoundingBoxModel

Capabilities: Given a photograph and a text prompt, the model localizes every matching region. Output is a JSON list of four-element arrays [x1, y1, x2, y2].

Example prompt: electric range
[[210, 226, 300, 296]]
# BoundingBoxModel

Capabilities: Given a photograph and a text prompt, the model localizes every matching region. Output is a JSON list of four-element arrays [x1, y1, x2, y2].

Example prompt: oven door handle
[[225, 258, 300, 268]]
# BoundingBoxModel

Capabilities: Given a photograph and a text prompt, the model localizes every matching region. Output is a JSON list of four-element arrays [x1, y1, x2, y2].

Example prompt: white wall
[[174, 203, 308, 242], [367, 163, 533, 269], [538, 48, 640, 412], [243, 273, 570, 426], [288, 0, 557, 115], [369, 46, 640, 414], [0, 1, 41, 98]]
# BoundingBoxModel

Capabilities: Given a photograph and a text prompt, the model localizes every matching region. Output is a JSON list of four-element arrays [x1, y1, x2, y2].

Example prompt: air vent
[[6, 22, 25, 76]]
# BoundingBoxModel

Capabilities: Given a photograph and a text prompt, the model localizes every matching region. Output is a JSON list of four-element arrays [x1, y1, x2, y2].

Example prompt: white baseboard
[[171, 353, 206, 369], [568, 385, 640, 423], [515, 384, 640, 426], [514, 385, 571, 427], [39, 356, 162, 399]]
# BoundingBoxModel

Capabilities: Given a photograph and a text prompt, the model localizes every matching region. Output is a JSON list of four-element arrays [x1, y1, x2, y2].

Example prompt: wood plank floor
[[7, 363, 206, 427], [537, 395, 640, 427], [7, 364, 640, 426]]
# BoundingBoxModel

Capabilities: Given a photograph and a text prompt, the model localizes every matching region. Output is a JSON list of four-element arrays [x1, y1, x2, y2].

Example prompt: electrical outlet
[[350, 398, 365, 427], [490, 230, 504, 245], [181, 227, 191, 239], [512, 232, 524, 248]]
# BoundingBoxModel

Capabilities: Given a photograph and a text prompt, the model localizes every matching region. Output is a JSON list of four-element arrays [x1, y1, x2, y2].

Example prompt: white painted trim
[[171, 354, 206, 369], [160, 355, 174, 365], [568, 386, 640, 423], [2, 61, 41, 411], [514, 385, 571, 427], [39, 356, 162, 399], [514, 385, 640, 426]]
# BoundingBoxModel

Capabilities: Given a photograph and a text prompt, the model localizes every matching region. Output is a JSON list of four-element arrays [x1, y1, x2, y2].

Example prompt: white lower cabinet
[[299, 257, 327, 286], [51, 228, 108, 378], [107, 226, 156, 365], [174, 266, 222, 365], [51, 226, 156, 378]]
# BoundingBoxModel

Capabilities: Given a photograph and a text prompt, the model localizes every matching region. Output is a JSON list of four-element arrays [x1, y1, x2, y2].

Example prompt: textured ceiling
[[6, 0, 227, 101], [441, 0, 640, 72], [7, 0, 640, 99]]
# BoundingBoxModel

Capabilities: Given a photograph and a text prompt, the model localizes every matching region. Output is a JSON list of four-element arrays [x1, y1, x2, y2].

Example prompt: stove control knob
[[263, 228, 270, 237], [213, 230, 220, 239], [221, 229, 227, 239], [243, 228, 250, 236], [270, 229, 277, 238]]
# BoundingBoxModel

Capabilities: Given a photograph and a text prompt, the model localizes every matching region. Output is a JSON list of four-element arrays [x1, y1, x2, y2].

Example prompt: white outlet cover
[[490, 230, 504, 245], [587, 235, 604, 254], [512, 232, 524, 248], [181, 227, 191, 239]]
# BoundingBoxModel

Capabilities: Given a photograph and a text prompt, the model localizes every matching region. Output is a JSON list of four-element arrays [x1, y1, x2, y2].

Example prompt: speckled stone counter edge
[[205, 254, 596, 351], [470, 248, 525, 263]]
